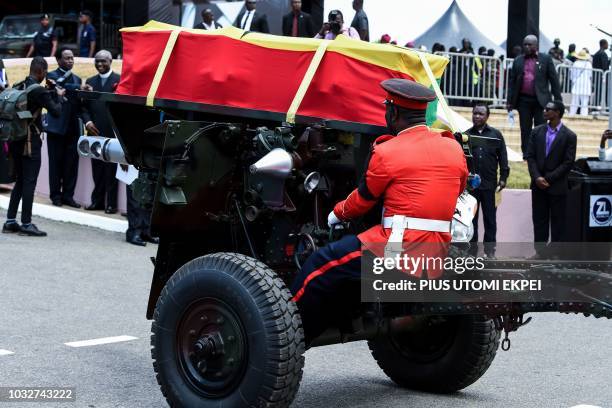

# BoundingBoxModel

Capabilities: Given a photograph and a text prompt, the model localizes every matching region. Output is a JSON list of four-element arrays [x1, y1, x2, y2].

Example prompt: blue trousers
[[290, 234, 362, 344]]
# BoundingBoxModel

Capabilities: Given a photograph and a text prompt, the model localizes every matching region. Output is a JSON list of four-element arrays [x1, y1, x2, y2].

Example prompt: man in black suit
[[194, 9, 223, 30], [282, 0, 315, 38], [526, 101, 576, 246], [234, 0, 269, 33], [508, 35, 562, 159], [45, 47, 88, 208], [81, 50, 121, 214]]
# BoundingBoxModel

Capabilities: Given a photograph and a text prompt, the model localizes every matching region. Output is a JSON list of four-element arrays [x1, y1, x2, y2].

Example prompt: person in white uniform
[[569, 49, 593, 116]]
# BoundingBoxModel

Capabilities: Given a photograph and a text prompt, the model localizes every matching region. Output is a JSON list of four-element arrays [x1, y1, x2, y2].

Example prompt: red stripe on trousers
[[291, 250, 362, 303]]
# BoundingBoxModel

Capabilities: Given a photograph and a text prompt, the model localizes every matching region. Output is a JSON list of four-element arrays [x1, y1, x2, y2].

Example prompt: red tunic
[[334, 125, 468, 245]]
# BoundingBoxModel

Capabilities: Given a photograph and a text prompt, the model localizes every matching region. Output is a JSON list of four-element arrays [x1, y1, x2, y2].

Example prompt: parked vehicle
[[0, 14, 80, 58]]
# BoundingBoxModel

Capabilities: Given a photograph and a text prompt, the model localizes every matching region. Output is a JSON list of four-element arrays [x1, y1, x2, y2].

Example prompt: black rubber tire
[[368, 315, 500, 393], [151, 253, 305, 407]]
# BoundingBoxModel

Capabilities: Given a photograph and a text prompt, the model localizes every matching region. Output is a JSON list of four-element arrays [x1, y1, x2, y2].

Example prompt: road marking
[[570, 405, 602, 408], [0, 349, 15, 356], [64, 335, 138, 348]]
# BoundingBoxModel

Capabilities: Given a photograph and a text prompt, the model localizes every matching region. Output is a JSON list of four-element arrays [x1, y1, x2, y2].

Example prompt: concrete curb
[[0, 195, 127, 233]]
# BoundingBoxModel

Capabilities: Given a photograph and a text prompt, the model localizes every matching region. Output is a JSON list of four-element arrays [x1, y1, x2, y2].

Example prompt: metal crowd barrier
[[435, 52, 516, 108], [556, 63, 607, 114], [434, 52, 610, 115], [435, 52, 507, 107]]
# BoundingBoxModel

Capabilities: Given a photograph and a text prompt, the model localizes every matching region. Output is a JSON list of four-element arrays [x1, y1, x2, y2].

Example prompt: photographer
[[315, 10, 360, 40], [2, 57, 63, 236]]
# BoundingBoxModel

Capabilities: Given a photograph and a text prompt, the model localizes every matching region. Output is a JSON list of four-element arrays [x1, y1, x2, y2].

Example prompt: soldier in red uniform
[[290, 78, 468, 345]]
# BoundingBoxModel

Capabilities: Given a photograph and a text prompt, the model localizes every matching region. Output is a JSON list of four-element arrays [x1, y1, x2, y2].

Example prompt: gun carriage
[[77, 22, 611, 408]]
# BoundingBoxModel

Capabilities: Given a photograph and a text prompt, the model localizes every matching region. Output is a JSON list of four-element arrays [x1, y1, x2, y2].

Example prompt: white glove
[[327, 211, 341, 228]]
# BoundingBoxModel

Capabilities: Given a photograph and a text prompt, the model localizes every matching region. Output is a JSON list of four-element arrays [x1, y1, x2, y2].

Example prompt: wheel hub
[[177, 298, 247, 398]]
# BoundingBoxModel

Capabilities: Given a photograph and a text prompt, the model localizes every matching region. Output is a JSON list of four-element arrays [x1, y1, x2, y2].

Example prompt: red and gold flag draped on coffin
[[117, 21, 448, 128]]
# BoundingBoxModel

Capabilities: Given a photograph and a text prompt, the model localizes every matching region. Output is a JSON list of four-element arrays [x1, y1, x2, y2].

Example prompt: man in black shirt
[[26, 14, 57, 58], [593, 39, 610, 107], [548, 38, 564, 63], [2, 57, 63, 236], [350, 0, 369, 41], [467, 103, 510, 256]]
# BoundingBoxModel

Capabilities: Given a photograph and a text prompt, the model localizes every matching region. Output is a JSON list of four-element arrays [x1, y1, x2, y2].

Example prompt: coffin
[[116, 21, 449, 132]]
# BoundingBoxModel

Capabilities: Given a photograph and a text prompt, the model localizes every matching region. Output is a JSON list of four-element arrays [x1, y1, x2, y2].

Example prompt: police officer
[[2, 57, 63, 236], [290, 78, 468, 345], [467, 103, 509, 257], [78, 10, 96, 58], [26, 14, 57, 58]]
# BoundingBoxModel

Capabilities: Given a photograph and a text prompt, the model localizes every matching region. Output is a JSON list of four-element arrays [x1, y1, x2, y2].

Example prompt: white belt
[[383, 215, 450, 258], [383, 215, 450, 233]]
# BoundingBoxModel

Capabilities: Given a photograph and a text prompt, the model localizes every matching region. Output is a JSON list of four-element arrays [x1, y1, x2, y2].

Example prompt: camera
[[328, 10, 342, 35], [329, 20, 341, 35]]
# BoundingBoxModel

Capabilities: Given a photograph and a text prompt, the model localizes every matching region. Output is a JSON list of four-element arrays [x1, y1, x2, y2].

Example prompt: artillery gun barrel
[[77, 136, 128, 165]]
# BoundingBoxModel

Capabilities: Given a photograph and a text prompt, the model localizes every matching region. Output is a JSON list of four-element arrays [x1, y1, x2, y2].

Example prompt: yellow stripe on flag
[[286, 40, 330, 124], [146, 28, 182, 107]]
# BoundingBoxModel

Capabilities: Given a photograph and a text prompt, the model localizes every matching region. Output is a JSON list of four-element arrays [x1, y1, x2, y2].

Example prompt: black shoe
[[127, 235, 146, 246], [2, 222, 20, 234], [62, 199, 81, 209], [141, 234, 159, 244], [18, 223, 47, 237], [105, 207, 118, 214], [85, 203, 104, 211], [52, 200, 62, 207], [120, 212, 127, 218]]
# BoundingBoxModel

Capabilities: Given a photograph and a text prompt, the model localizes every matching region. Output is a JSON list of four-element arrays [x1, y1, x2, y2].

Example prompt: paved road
[[0, 218, 610, 408]]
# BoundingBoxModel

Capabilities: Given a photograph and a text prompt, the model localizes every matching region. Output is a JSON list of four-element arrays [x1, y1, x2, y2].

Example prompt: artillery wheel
[[368, 315, 500, 393], [151, 253, 305, 407]]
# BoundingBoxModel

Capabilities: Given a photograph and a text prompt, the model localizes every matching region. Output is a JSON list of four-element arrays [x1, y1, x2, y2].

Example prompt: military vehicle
[[0, 14, 79, 58], [75, 22, 611, 407]]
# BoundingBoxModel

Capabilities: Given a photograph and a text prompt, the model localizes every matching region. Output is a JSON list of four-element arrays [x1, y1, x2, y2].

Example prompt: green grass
[[6, 61, 122, 85], [507, 161, 530, 189]]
